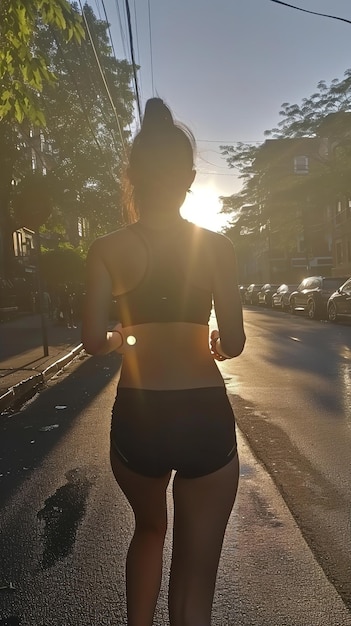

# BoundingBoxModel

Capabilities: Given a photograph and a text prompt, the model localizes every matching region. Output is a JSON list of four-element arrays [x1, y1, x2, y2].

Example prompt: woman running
[[82, 97, 246, 626]]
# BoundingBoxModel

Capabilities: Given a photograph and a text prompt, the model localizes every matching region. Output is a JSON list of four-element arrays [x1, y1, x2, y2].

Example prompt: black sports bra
[[115, 221, 212, 326]]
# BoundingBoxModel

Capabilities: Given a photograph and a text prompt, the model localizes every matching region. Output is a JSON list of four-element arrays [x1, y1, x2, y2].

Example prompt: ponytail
[[126, 98, 195, 222], [141, 98, 174, 135]]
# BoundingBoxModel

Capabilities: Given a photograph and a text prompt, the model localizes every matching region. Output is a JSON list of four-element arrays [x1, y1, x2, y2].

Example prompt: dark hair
[[126, 98, 195, 221]]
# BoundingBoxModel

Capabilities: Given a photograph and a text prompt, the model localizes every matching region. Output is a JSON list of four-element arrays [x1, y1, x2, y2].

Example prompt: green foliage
[[40, 243, 86, 286], [265, 71, 351, 139], [221, 69, 351, 241], [12, 171, 53, 230], [2, 5, 134, 253], [0, 0, 84, 125], [35, 4, 134, 237], [0, 3, 134, 285]]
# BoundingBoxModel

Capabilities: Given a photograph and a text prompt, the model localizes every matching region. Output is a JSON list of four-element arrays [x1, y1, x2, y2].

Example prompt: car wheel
[[307, 298, 319, 320], [327, 302, 338, 322]]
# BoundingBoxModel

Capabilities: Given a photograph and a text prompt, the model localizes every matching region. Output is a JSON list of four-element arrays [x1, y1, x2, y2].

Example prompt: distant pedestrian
[[51, 290, 61, 324], [42, 290, 51, 318], [60, 285, 77, 328], [82, 98, 246, 626]]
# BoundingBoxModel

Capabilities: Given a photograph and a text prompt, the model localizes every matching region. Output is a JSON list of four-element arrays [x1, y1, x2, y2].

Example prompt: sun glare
[[181, 184, 230, 232]]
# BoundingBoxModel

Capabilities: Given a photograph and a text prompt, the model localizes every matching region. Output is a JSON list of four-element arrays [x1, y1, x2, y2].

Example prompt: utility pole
[[302, 205, 311, 274], [34, 231, 49, 357]]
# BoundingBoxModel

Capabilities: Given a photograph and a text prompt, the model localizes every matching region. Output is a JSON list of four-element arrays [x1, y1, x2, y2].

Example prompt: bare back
[[83, 218, 245, 390]]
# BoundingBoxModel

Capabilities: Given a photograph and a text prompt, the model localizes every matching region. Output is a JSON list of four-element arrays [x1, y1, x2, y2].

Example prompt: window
[[347, 198, 351, 219], [78, 216, 89, 239], [324, 278, 346, 291], [297, 236, 305, 253], [336, 240, 343, 265], [294, 155, 309, 175], [336, 200, 343, 224], [342, 279, 351, 296], [308, 278, 321, 289], [299, 279, 311, 290], [347, 240, 351, 263]]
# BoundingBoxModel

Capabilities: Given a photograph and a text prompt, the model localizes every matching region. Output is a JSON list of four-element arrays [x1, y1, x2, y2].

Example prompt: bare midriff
[[118, 322, 224, 390]]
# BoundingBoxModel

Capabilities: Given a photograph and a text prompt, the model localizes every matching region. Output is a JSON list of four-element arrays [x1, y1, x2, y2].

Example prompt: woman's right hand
[[109, 323, 125, 352], [210, 329, 227, 361], [210, 328, 219, 353]]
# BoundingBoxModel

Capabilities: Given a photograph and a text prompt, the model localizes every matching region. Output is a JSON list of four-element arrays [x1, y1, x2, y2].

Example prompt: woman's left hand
[[210, 329, 227, 361], [109, 322, 125, 352]]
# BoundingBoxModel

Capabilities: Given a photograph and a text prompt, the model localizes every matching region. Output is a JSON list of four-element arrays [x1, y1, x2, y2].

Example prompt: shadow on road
[[0, 352, 121, 508]]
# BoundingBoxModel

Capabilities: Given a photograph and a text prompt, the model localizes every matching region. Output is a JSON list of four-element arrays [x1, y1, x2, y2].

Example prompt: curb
[[0, 344, 86, 415]]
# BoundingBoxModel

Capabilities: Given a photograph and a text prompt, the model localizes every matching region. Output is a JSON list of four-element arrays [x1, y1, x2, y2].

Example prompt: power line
[[92, 0, 134, 139], [124, 0, 143, 124], [197, 170, 239, 177], [101, 0, 118, 60], [197, 139, 263, 144], [52, 31, 119, 183], [269, 0, 351, 25], [94, 0, 102, 18], [148, 0, 155, 96], [100, 0, 142, 130], [78, 0, 128, 160], [133, 0, 143, 104], [113, 0, 129, 60], [197, 154, 231, 169]]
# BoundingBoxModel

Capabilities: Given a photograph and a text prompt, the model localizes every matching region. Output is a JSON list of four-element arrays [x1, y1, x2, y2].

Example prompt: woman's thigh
[[110, 447, 172, 529], [172, 454, 239, 564]]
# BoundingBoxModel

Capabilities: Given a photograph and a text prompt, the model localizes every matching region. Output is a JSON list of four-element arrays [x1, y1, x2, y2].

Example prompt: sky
[[89, 0, 351, 230]]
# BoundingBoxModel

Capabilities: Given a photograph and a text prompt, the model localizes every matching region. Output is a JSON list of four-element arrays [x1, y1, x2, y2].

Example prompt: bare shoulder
[[189, 224, 234, 257], [88, 225, 134, 260]]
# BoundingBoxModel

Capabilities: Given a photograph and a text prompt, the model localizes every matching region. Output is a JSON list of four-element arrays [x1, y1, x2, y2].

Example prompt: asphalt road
[[220, 306, 351, 609], [1, 309, 351, 624]]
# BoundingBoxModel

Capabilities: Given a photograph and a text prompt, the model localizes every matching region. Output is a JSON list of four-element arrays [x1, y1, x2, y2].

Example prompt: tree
[[40, 244, 85, 287], [0, 0, 83, 278], [265, 71, 351, 139], [0, 0, 84, 125], [0, 4, 135, 278], [36, 4, 134, 238], [220, 70, 351, 238]]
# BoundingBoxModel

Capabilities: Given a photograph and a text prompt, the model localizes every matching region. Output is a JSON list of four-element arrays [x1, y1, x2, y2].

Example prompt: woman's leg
[[169, 454, 239, 626], [110, 448, 172, 626]]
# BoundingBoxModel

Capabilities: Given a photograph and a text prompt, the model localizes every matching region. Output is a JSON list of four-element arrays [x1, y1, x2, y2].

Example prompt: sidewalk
[[0, 314, 85, 414]]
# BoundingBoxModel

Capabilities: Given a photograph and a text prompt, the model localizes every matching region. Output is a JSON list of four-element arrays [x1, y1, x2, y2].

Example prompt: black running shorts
[[110, 386, 237, 478]]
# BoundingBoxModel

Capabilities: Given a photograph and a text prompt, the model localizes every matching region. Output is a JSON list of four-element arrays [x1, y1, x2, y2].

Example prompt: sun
[[180, 183, 230, 232]]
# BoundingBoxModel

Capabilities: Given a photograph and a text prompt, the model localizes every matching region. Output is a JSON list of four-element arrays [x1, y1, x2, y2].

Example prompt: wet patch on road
[[239, 462, 254, 477], [249, 489, 284, 528], [37, 466, 98, 569]]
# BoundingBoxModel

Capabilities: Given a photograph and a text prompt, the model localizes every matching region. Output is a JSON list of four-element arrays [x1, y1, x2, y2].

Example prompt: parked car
[[239, 284, 249, 304], [327, 277, 351, 322], [271, 284, 298, 310], [257, 283, 280, 307], [289, 276, 348, 320], [244, 284, 263, 305]]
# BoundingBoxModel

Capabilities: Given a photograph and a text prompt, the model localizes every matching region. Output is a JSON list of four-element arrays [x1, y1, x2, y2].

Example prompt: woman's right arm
[[81, 240, 124, 356], [211, 234, 246, 358]]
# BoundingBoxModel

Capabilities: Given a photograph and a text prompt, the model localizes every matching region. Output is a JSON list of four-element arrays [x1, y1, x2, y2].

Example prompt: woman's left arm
[[211, 234, 246, 359], [81, 240, 124, 355]]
